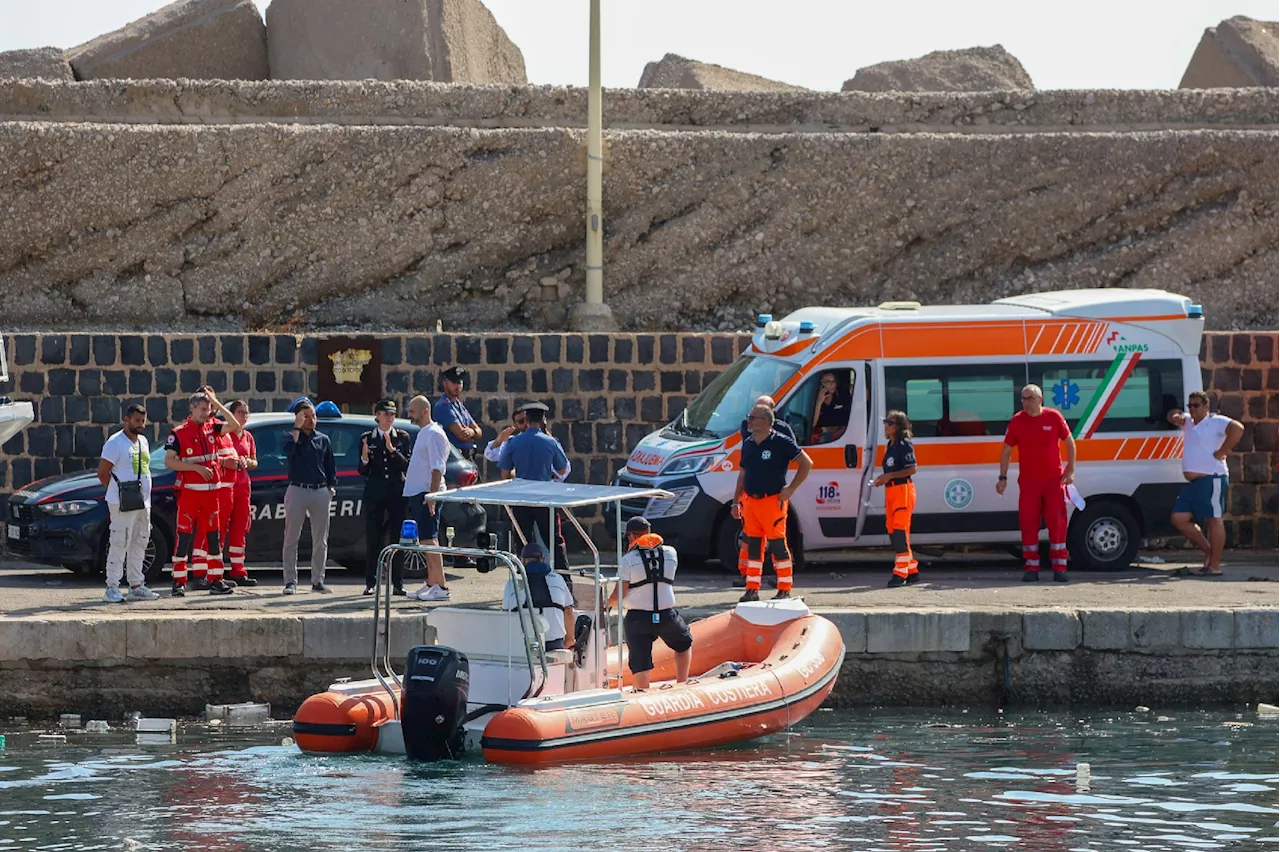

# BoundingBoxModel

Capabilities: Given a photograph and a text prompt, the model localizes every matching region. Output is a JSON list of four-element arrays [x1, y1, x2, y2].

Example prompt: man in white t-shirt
[[1167, 390, 1244, 577], [95, 404, 160, 603], [502, 542, 576, 652], [403, 394, 451, 601]]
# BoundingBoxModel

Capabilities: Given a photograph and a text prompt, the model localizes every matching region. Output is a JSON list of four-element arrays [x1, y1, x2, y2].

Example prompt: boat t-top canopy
[[432, 479, 673, 509]]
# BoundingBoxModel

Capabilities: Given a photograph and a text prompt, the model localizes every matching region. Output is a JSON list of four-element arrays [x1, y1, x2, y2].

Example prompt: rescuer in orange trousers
[[874, 410, 919, 588], [732, 404, 813, 602]]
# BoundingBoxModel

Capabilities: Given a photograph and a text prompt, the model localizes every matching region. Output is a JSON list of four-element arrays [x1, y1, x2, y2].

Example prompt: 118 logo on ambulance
[[815, 482, 841, 511]]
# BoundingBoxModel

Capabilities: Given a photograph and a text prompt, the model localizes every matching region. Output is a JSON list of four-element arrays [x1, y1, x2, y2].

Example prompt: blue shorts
[[408, 493, 440, 541], [1172, 475, 1228, 520]]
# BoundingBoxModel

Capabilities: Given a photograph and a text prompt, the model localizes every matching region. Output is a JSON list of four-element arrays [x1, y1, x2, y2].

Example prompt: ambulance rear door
[[772, 361, 876, 548]]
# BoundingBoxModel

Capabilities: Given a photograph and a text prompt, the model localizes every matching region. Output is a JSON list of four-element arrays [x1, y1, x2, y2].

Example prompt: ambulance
[[615, 289, 1204, 571]]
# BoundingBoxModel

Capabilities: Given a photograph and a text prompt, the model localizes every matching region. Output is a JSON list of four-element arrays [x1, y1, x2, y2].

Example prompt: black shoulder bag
[[112, 439, 147, 512]]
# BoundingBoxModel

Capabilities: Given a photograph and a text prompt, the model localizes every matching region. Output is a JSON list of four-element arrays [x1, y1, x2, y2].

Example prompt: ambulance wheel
[[1068, 501, 1140, 571], [786, 515, 806, 574]]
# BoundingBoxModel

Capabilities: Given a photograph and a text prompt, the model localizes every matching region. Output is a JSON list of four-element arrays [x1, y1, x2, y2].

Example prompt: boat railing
[[369, 543, 550, 719]]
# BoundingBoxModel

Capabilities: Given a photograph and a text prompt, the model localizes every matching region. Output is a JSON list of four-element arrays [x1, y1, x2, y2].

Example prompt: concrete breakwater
[[1, 606, 1275, 719], [0, 81, 1275, 332]]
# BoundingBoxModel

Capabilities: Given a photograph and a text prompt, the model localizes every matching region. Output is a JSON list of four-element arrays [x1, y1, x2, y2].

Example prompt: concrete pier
[[1, 552, 1276, 718]]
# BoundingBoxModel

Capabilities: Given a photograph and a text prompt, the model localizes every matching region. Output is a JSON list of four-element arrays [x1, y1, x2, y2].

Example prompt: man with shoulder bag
[[96, 404, 160, 602]]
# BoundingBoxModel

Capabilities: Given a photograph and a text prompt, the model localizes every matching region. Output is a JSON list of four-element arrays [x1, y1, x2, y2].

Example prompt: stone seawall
[[0, 81, 1275, 332], [2, 330, 1276, 545], [0, 607, 1274, 718]]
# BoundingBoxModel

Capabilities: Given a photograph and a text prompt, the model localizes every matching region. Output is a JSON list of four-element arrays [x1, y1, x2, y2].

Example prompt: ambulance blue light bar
[[1188, 304, 1203, 319], [756, 314, 772, 328], [799, 321, 815, 334]]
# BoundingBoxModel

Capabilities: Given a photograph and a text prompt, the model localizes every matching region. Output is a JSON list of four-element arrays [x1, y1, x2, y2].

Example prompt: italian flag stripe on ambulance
[[1073, 351, 1143, 439]]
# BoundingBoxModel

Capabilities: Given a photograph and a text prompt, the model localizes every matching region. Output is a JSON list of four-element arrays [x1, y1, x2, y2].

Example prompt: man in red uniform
[[223, 400, 258, 586], [164, 388, 243, 596], [997, 384, 1076, 583]]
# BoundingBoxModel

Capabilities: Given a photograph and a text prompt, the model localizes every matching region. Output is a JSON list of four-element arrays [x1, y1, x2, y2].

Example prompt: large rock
[[67, 0, 268, 81], [0, 47, 73, 81], [842, 45, 1033, 93], [639, 53, 806, 92], [1179, 16, 1279, 89], [266, 0, 526, 84]]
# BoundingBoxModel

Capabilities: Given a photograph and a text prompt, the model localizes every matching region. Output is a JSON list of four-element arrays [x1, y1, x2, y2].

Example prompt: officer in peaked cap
[[358, 398, 414, 595], [498, 400, 572, 571]]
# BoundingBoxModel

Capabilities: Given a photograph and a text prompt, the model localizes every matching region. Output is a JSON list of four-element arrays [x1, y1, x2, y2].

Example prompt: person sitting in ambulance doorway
[[609, 516, 693, 692], [502, 542, 576, 652], [810, 371, 852, 444]]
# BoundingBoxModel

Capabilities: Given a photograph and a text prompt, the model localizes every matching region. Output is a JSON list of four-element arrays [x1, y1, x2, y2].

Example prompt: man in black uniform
[[359, 399, 414, 595]]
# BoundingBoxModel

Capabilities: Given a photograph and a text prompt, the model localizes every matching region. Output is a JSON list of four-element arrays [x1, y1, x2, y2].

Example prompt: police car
[[4, 409, 485, 582]]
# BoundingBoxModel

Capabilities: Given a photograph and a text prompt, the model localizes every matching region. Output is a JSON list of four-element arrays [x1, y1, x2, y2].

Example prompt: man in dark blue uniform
[[358, 399, 413, 596], [733, 404, 813, 601], [499, 402, 571, 571], [434, 366, 483, 460]]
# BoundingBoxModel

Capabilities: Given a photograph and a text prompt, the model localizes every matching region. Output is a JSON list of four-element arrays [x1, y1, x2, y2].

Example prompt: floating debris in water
[[206, 702, 272, 727], [281, 737, 295, 747], [38, 733, 67, 742], [85, 720, 111, 733], [1134, 705, 1151, 712], [1258, 703, 1279, 716], [59, 713, 81, 729], [135, 718, 177, 734]]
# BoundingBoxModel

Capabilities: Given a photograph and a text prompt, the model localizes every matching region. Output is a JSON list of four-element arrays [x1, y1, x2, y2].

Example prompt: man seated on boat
[[611, 516, 693, 692], [502, 542, 576, 652]]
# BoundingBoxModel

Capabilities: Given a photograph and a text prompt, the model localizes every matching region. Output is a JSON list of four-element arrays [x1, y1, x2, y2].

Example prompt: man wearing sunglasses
[[998, 384, 1076, 582], [1166, 391, 1243, 577]]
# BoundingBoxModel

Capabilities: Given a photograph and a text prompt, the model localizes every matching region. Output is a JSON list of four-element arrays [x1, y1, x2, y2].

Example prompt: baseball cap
[[520, 542, 545, 561], [625, 516, 651, 534]]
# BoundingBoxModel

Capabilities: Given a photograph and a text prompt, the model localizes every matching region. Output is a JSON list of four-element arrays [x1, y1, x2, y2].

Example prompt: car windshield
[[668, 355, 801, 440]]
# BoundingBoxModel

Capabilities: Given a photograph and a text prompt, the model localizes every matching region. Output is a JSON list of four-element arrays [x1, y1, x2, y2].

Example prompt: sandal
[[1193, 567, 1224, 577]]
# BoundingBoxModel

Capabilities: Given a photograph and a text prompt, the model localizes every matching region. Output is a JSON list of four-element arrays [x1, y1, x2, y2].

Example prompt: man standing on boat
[[613, 516, 692, 691], [997, 384, 1076, 583], [499, 401, 572, 571], [733, 404, 813, 602], [1167, 390, 1243, 577]]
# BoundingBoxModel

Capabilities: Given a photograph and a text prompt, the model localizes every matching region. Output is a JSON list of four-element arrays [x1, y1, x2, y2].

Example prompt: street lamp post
[[569, 0, 617, 331]]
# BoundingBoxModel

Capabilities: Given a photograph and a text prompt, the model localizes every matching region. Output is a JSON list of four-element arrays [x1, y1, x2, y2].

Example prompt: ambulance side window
[[885, 365, 1019, 437], [1033, 359, 1183, 432]]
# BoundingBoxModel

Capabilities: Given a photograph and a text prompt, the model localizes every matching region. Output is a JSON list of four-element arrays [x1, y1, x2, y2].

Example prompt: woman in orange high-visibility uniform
[[873, 411, 918, 588]]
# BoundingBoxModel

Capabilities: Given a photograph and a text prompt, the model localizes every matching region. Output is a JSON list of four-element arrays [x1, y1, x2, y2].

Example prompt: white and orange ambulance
[[615, 289, 1204, 571]]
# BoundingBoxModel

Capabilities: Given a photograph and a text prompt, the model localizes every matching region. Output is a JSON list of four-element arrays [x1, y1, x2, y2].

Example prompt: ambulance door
[[773, 361, 873, 548]]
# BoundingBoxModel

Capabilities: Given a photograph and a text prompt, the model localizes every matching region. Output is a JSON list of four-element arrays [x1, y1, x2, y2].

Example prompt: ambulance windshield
[[668, 356, 801, 440]]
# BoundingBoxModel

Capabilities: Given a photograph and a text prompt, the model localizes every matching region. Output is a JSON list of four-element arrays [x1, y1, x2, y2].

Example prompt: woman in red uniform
[[224, 400, 258, 586], [873, 411, 918, 587]]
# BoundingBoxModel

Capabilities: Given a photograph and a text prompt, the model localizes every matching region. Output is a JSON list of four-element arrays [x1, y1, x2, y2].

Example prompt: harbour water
[[1, 708, 1276, 851]]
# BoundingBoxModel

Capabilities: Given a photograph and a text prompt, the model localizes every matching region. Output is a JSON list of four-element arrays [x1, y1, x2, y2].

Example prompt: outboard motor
[[400, 646, 469, 761]]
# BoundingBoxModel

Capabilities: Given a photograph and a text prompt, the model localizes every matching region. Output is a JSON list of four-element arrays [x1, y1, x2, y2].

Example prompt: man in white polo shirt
[[96, 404, 160, 602], [1167, 390, 1243, 577]]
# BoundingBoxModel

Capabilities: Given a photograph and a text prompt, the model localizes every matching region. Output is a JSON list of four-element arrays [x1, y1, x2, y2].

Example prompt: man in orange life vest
[[997, 383, 1076, 583], [732, 403, 813, 602], [164, 388, 243, 596]]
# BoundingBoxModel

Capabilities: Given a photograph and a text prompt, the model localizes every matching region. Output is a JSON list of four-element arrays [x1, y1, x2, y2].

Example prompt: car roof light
[[756, 314, 772, 328], [315, 401, 342, 418]]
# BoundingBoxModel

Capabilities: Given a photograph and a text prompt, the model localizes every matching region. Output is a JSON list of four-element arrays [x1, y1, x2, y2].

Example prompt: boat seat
[[734, 598, 810, 626]]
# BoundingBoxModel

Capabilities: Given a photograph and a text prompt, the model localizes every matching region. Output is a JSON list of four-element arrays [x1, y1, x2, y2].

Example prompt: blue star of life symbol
[[1052, 379, 1080, 410]]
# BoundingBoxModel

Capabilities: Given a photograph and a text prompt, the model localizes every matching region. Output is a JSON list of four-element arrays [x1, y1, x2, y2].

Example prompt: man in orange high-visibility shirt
[[732, 404, 813, 602], [998, 384, 1076, 583]]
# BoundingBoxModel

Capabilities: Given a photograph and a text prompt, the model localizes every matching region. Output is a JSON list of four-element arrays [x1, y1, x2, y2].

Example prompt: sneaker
[[103, 586, 125, 603], [311, 583, 331, 594], [171, 583, 186, 598], [363, 586, 374, 596], [419, 585, 451, 602], [126, 585, 160, 602], [773, 589, 791, 600], [189, 576, 211, 591], [731, 577, 747, 588], [905, 573, 921, 585], [1053, 571, 1070, 583], [393, 587, 408, 597], [1022, 571, 1040, 583], [208, 580, 234, 595], [217, 577, 237, 589], [229, 574, 257, 587], [408, 583, 434, 600], [738, 589, 760, 603], [887, 575, 908, 588], [283, 582, 296, 595]]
